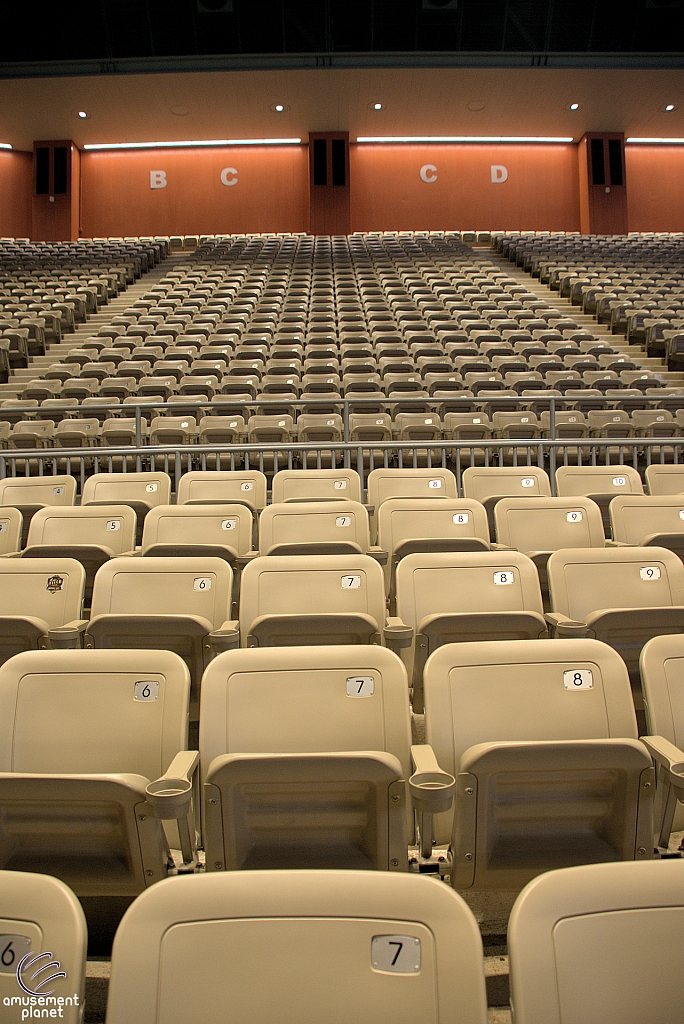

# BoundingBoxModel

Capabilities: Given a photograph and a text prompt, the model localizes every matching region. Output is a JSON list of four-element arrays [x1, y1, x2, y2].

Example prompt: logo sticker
[[46, 575, 64, 593]]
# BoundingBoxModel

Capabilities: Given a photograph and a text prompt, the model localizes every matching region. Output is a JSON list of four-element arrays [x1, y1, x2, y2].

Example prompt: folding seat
[[141, 502, 254, 576], [494, 495, 604, 603], [197, 414, 245, 445], [259, 500, 379, 560], [556, 464, 644, 535], [0, 474, 76, 545], [149, 415, 198, 446], [106, 869, 487, 1024], [87, 556, 234, 717], [609, 493, 684, 561], [546, 544, 684, 692], [9, 418, 55, 449], [177, 469, 267, 515], [461, 465, 551, 536], [23, 504, 136, 604], [423, 638, 653, 890], [0, 869, 86, 1022], [82, 471, 171, 544], [0, 557, 85, 661], [0, 648, 198, 894], [235, 552, 410, 652], [0, 505, 21, 554], [508, 860, 684, 1024], [366, 467, 458, 541], [272, 467, 362, 503], [394, 550, 546, 710], [645, 463, 684, 495]]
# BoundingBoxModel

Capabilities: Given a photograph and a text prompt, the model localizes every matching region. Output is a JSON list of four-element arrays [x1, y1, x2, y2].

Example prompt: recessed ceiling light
[[374, 103, 382, 110], [466, 101, 486, 112], [570, 103, 580, 110], [666, 104, 675, 111], [275, 104, 284, 112], [170, 106, 190, 116], [659, 103, 678, 113], [77, 111, 88, 119]]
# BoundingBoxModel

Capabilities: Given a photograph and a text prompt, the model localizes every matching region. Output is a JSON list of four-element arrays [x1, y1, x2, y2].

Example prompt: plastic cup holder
[[409, 770, 456, 814], [146, 777, 193, 818]]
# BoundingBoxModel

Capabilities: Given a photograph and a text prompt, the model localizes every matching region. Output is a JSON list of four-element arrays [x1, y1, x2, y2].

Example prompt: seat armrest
[[146, 749, 200, 869], [490, 543, 516, 551], [544, 611, 589, 638], [409, 744, 456, 859], [235, 551, 259, 567], [48, 619, 89, 649], [641, 735, 684, 786], [208, 621, 240, 654], [365, 504, 375, 516], [368, 546, 388, 565], [384, 616, 413, 651]]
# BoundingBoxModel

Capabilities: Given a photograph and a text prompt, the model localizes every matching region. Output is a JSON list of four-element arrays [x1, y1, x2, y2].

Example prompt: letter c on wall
[[491, 164, 508, 184], [221, 167, 238, 186], [420, 164, 438, 183], [150, 170, 167, 189]]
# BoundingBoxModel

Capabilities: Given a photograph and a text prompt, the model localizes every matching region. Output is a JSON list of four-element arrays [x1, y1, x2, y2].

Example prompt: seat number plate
[[453, 512, 469, 524], [0, 935, 31, 972], [106, 520, 121, 531], [336, 516, 352, 527], [134, 681, 159, 701], [521, 478, 535, 487], [221, 519, 237, 530], [566, 510, 583, 523], [371, 935, 421, 973], [334, 480, 347, 489], [428, 479, 442, 488], [146, 483, 158, 492], [493, 571, 514, 585], [612, 477, 626, 486], [341, 575, 361, 588], [193, 577, 212, 590], [241, 482, 253, 491], [346, 676, 374, 696], [640, 566, 661, 580], [564, 669, 593, 690]]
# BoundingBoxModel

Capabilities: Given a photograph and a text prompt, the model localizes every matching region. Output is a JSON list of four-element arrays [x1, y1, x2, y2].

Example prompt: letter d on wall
[[491, 165, 508, 184], [150, 170, 167, 189], [420, 164, 438, 183]]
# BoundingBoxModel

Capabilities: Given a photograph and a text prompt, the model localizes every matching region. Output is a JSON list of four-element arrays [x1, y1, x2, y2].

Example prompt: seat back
[[461, 466, 551, 503], [645, 463, 684, 495], [90, 556, 232, 630], [0, 474, 76, 509], [81, 471, 171, 509], [106, 871, 488, 1024], [547, 546, 684, 623], [141, 504, 253, 557], [640, 632, 684, 748], [259, 500, 370, 555], [367, 468, 457, 510], [610, 494, 684, 545], [494, 496, 605, 551], [200, 645, 412, 868], [26, 504, 137, 554], [0, 504, 22, 553], [176, 470, 267, 511], [272, 468, 362, 503], [0, 648, 190, 892], [556, 464, 644, 497], [239, 553, 386, 647], [508, 860, 684, 1024], [0, 869, 86, 1023], [0, 557, 84, 628]]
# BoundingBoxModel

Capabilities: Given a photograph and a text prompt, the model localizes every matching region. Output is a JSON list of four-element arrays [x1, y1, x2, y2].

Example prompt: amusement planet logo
[[3, 949, 80, 1020]]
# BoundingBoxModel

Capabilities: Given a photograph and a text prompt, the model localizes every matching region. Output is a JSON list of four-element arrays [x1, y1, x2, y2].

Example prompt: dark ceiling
[[1, 0, 683, 66]]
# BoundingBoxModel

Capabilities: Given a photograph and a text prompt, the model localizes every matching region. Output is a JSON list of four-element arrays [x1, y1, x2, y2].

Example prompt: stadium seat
[[645, 463, 684, 495], [0, 557, 85, 661], [546, 545, 684, 691], [105, 870, 488, 1024], [0, 475, 77, 546], [366, 468, 458, 541], [0, 649, 197, 894], [271, 467, 363, 503], [423, 639, 653, 890], [556, 464, 644, 536], [461, 465, 551, 537], [177, 469, 268, 512], [394, 550, 547, 710], [0, 869, 86, 1023], [639, 633, 684, 846], [258, 500, 382, 558], [508, 860, 684, 1024], [610, 493, 684, 561], [86, 556, 235, 717], [82, 471, 171, 545], [201, 645, 416, 870], [141, 503, 254, 565], [0, 504, 22, 555]]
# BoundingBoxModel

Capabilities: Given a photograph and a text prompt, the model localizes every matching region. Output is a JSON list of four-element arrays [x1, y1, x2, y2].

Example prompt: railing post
[[549, 396, 557, 495]]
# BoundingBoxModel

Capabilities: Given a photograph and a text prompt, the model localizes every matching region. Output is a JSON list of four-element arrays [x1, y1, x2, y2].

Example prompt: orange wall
[[80, 145, 309, 237], [0, 150, 32, 238], [626, 145, 684, 232], [350, 143, 580, 232]]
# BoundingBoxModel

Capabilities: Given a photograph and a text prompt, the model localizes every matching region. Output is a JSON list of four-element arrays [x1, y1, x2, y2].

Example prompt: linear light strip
[[0, 144, 12, 150], [626, 137, 684, 144], [355, 135, 574, 144], [83, 138, 301, 151]]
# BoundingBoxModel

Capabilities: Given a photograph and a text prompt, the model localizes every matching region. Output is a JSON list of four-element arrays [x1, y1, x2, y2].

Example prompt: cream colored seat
[[0, 505, 22, 555], [645, 463, 684, 495], [0, 557, 85, 662], [176, 469, 267, 513], [424, 639, 653, 891], [258, 500, 382, 559], [0, 475, 76, 546], [556, 464, 644, 536], [23, 505, 136, 604], [82, 471, 171, 545], [201, 645, 417, 870], [394, 551, 546, 711], [0, 649, 197, 895], [546, 545, 684, 689], [87, 556, 234, 717], [508, 860, 684, 1024], [494, 495, 605, 605], [639, 633, 684, 847], [0, 870, 86, 1023], [610, 493, 684, 561], [236, 553, 410, 652], [141, 503, 254, 565], [106, 870, 488, 1024], [377, 497, 490, 602], [272, 467, 362, 503], [367, 468, 458, 542]]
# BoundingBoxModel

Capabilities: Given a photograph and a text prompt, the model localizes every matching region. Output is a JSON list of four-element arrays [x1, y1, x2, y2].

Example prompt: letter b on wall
[[150, 170, 167, 189], [491, 165, 508, 184]]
